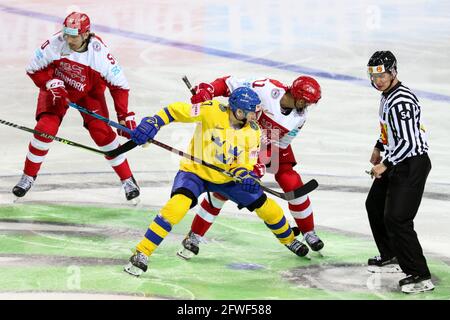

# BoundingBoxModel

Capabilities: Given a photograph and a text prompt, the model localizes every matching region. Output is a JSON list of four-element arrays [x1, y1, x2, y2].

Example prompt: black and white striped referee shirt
[[375, 81, 428, 167]]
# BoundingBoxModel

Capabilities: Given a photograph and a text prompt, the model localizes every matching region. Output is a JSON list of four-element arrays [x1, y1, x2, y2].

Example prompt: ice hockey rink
[[0, 0, 449, 300]]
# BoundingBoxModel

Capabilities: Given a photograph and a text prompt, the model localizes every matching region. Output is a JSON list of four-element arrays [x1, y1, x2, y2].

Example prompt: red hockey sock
[[191, 193, 227, 236], [23, 114, 61, 177], [276, 163, 316, 233], [88, 120, 132, 180]]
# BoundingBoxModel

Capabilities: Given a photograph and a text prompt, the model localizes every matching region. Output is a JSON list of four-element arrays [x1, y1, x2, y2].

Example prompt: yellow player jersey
[[155, 100, 261, 184]]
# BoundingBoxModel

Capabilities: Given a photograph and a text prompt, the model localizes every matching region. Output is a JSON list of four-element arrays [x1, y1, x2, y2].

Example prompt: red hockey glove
[[46, 79, 68, 109], [190, 83, 214, 104], [117, 111, 136, 139], [252, 163, 266, 178]]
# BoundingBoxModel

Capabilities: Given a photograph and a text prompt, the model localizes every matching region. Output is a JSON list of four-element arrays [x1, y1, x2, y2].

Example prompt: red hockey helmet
[[290, 76, 321, 104], [63, 12, 90, 36]]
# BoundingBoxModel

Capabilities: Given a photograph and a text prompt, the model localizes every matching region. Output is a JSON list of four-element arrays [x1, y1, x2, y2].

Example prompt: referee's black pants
[[365, 154, 431, 277]]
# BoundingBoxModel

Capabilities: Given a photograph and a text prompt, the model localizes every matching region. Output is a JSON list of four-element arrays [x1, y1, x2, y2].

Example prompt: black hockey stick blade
[[105, 140, 138, 157], [262, 179, 318, 201]]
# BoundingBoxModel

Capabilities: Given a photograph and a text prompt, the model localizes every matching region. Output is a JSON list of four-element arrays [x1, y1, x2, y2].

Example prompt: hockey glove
[[190, 83, 214, 104], [46, 79, 69, 109], [252, 163, 266, 178], [235, 169, 261, 193], [117, 111, 136, 139], [131, 116, 160, 145]]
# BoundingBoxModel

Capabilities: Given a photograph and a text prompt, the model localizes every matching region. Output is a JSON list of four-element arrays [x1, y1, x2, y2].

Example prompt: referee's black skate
[[12, 174, 35, 197], [399, 274, 434, 293], [121, 176, 140, 201], [367, 255, 402, 273], [285, 239, 309, 257]]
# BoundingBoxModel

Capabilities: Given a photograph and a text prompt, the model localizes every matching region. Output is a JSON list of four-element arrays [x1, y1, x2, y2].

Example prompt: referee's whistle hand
[[372, 163, 387, 179]]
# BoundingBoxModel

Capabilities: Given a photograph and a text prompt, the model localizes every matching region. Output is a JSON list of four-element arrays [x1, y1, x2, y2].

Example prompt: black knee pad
[[238, 193, 267, 212], [171, 188, 198, 209]]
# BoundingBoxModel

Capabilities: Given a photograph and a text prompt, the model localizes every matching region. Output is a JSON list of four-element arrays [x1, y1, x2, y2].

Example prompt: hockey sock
[[275, 163, 315, 233], [289, 196, 315, 233], [88, 120, 132, 180], [255, 198, 294, 245], [191, 192, 227, 236], [23, 114, 61, 177], [136, 194, 192, 256]]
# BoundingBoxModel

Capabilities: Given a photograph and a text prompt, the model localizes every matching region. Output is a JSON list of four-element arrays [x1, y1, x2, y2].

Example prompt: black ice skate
[[177, 231, 201, 260], [367, 256, 402, 273], [121, 176, 140, 201], [285, 238, 309, 257], [12, 174, 35, 197], [399, 274, 434, 294], [123, 251, 148, 277], [303, 230, 324, 252]]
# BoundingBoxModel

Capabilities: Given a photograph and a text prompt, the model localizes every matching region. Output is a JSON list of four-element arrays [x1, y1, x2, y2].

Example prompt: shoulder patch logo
[[219, 103, 227, 112], [271, 88, 281, 99], [249, 121, 259, 130], [92, 41, 101, 52]]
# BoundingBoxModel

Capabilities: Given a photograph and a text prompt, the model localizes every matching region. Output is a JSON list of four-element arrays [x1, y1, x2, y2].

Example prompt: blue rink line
[[2, 4, 450, 104]]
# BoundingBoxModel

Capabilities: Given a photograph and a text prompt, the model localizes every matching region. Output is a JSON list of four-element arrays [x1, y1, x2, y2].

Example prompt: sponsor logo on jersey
[[55, 68, 86, 92], [34, 49, 44, 60], [59, 61, 86, 82], [271, 88, 281, 99], [191, 104, 200, 116], [111, 65, 121, 76]]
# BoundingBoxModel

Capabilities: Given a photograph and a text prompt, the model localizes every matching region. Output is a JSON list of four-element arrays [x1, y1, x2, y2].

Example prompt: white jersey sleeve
[[89, 38, 129, 90], [26, 34, 64, 74]]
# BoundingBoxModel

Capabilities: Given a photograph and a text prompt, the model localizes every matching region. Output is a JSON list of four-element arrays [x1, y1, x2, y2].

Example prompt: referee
[[365, 51, 434, 293]]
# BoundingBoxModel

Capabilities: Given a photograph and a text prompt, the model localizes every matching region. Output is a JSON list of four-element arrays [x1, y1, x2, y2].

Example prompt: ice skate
[[285, 238, 309, 257], [367, 256, 402, 273], [303, 230, 324, 252], [12, 174, 35, 198], [399, 275, 434, 293], [177, 231, 201, 260], [123, 251, 148, 277], [121, 176, 140, 201]]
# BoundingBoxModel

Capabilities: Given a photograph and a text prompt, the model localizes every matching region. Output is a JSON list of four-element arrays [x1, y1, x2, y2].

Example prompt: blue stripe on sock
[[275, 228, 293, 239], [144, 229, 164, 245], [265, 216, 287, 230], [163, 107, 175, 122], [155, 215, 172, 232]]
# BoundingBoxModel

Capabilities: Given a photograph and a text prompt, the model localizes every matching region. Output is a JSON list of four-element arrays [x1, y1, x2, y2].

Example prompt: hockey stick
[[67, 102, 137, 157], [0, 118, 111, 156], [182, 75, 197, 95]]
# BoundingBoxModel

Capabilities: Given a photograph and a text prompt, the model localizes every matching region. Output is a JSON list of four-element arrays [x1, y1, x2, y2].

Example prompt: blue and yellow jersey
[[154, 100, 261, 184]]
